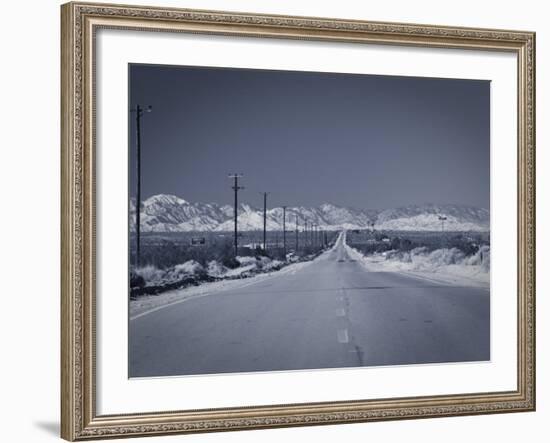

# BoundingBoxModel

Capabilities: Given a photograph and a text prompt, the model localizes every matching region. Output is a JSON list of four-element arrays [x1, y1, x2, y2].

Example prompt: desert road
[[129, 233, 490, 377]]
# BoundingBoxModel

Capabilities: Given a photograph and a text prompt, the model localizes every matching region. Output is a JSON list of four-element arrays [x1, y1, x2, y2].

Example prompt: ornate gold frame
[[61, 2, 536, 440]]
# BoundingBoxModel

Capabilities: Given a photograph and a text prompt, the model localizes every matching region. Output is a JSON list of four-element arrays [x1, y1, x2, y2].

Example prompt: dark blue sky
[[129, 64, 490, 210]]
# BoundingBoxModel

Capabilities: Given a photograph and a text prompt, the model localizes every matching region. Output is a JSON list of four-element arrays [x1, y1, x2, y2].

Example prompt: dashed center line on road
[[335, 308, 346, 317], [337, 329, 349, 343]]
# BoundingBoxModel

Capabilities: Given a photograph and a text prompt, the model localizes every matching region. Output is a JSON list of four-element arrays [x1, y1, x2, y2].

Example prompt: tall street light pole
[[229, 174, 244, 257], [438, 215, 447, 248], [131, 104, 152, 268], [439, 215, 447, 233]]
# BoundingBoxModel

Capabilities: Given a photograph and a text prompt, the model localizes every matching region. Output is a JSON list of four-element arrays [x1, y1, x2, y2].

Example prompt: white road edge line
[[396, 270, 491, 292], [130, 272, 287, 321]]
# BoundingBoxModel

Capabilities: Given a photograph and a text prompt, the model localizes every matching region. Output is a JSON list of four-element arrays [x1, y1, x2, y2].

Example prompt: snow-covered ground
[[132, 254, 286, 289], [344, 242, 490, 288], [130, 256, 318, 319]]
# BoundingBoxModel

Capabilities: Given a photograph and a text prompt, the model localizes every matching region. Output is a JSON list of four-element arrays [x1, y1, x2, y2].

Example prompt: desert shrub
[[266, 247, 286, 261], [206, 260, 227, 277], [208, 242, 238, 269], [254, 246, 269, 257], [464, 245, 491, 272], [221, 255, 240, 269], [129, 272, 145, 289], [165, 261, 206, 282], [446, 235, 481, 256], [133, 265, 165, 283], [378, 246, 490, 273], [349, 231, 489, 259], [349, 242, 392, 255]]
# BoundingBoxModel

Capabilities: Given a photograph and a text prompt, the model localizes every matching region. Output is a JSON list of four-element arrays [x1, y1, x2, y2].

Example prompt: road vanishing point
[[129, 232, 490, 377]]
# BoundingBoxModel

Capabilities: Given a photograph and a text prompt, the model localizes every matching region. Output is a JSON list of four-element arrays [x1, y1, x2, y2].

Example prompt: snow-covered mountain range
[[129, 194, 489, 232]]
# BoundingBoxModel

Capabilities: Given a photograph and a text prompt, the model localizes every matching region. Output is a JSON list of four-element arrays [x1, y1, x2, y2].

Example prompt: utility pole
[[311, 223, 317, 248], [316, 225, 320, 247], [260, 192, 269, 250], [229, 174, 244, 257], [282, 206, 287, 259], [295, 214, 299, 252], [315, 225, 319, 247], [130, 104, 152, 268]]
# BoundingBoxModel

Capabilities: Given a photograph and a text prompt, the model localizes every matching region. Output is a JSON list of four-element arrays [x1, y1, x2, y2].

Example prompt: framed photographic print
[[61, 1, 536, 440]]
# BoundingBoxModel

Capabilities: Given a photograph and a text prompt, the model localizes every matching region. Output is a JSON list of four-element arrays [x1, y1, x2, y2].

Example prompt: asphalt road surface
[[129, 233, 490, 377]]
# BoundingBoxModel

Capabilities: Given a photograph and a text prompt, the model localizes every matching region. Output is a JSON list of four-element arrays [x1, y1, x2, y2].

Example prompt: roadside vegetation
[[130, 230, 338, 298], [346, 229, 489, 256], [345, 229, 490, 283]]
